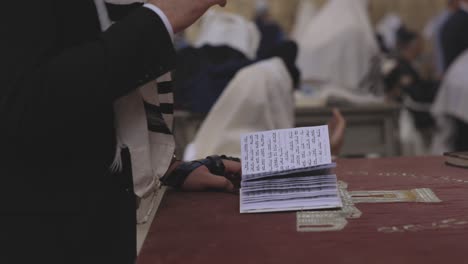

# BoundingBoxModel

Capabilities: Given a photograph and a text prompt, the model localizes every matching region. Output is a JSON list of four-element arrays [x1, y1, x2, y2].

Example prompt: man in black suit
[[0, 1, 241, 263], [441, 0, 468, 70], [440, 0, 468, 150]]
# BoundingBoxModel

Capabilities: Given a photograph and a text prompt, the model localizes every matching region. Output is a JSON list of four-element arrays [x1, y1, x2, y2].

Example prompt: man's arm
[[36, 6, 175, 102], [1, 4, 175, 140], [2, 0, 226, 137]]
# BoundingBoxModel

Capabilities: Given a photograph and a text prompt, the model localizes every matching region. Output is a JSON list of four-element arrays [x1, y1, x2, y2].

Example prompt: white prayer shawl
[[431, 50, 468, 154], [376, 13, 402, 51], [112, 77, 175, 199], [291, 0, 317, 41], [186, 58, 294, 160], [194, 10, 261, 60], [94, 0, 175, 224], [296, 0, 379, 91]]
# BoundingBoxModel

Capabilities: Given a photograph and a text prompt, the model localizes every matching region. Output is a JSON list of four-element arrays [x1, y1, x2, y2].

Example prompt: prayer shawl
[[376, 13, 402, 52], [95, 0, 175, 223], [291, 0, 317, 41], [296, 0, 380, 92], [185, 58, 294, 160], [432, 50, 468, 153], [194, 10, 261, 60]]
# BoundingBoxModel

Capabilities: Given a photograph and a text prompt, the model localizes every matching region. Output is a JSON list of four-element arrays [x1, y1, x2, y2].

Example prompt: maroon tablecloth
[[138, 157, 468, 264]]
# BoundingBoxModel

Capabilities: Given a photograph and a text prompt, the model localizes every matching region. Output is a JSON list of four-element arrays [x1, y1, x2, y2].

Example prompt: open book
[[240, 126, 342, 213]]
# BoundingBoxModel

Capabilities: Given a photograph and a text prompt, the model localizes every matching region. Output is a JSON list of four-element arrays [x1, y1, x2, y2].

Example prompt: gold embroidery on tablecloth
[[345, 170, 468, 185], [297, 183, 442, 233], [297, 181, 361, 232], [378, 218, 468, 233], [350, 188, 442, 204]]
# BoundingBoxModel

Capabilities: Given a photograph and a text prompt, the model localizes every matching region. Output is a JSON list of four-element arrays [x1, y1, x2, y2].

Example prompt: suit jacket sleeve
[[0, 1, 176, 211], [1, 2, 175, 139]]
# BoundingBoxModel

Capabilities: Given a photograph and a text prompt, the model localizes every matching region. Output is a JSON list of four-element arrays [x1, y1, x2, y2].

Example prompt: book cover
[[444, 152, 468, 168]]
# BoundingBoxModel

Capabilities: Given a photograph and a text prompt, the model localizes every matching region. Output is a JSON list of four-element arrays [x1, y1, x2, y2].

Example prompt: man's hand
[[328, 108, 346, 156], [182, 159, 241, 192], [149, 0, 227, 33]]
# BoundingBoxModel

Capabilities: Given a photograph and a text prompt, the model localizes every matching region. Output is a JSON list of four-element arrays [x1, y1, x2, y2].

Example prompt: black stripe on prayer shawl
[[157, 81, 173, 94], [143, 101, 172, 135], [159, 103, 174, 115]]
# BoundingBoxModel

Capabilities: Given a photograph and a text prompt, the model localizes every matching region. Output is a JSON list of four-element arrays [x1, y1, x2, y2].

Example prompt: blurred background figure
[[296, 0, 382, 96], [174, 10, 300, 114], [185, 54, 298, 160], [173, 0, 468, 159], [254, 0, 286, 58], [384, 27, 439, 106], [376, 13, 403, 54], [174, 11, 261, 113], [424, 0, 460, 78], [291, 0, 317, 41], [432, 50, 468, 153], [441, 0, 468, 71], [382, 26, 440, 155]]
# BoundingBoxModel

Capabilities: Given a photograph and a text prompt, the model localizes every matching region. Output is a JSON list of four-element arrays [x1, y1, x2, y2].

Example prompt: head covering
[[296, 0, 379, 91], [194, 10, 261, 60], [376, 13, 403, 51], [396, 26, 418, 49], [255, 0, 269, 15], [185, 58, 295, 160]]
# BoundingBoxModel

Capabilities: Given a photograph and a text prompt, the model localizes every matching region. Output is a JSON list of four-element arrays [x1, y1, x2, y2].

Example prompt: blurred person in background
[[432, 50, 468, 152], [254, 0, 286, 58], [383, 27, 439, 147], [424, 0, 460, 77], [441, 0, 468, 70], [376, 13, 403, 54], [296, 0, 382, 96]]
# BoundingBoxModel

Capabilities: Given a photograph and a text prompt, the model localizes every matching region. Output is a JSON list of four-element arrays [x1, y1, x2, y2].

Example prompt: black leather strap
[[161, 155, 240, 189], [205, 155, 225, 176], [220, 155, 241, 163]]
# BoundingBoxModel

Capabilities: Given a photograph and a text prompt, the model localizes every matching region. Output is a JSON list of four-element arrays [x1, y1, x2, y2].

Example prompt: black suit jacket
[[0, 0, 176, 213], [441, 9, 468, 70]]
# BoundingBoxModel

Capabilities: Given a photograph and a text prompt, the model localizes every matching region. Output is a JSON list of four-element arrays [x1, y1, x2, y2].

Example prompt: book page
[[241, 126, 332, 177], [240, 174, 342, 213]]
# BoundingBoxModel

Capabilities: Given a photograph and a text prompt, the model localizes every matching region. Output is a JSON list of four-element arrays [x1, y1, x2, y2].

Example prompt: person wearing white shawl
[[186, 58, 295, 160], [96, 0, 244, 254], [194, 10, 261, 60], [296, 0, 380, 93], [96, 0, 176, 227], [291, 0, 318, 41], [2, 0, 242, 263], [376, 13, 403, 53], [186, 42, 346, 160], [432, 50, 468, 153]]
